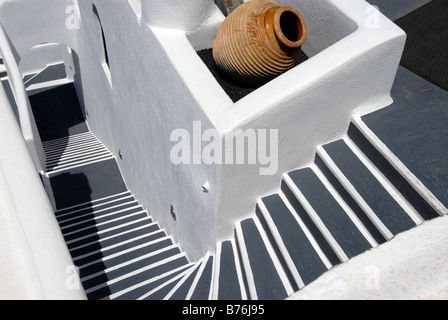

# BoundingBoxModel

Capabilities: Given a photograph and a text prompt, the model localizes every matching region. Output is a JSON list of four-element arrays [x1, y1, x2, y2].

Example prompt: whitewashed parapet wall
[[0, 0, 85, 300], [0, 79, 86, 300], [0, 0, 405, 262]]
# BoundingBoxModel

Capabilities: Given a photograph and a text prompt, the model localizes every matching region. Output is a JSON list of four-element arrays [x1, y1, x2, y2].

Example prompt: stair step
[[236, 218, 293, 300], [321, 139, 418, 236], [45, 143, 108, 161], [166, 260, 206, 300], [72, 230, 166, 266], [47, 153, 115, 173], [43, 132, 114, 173], [190, 255, 214, 300], [43, 134, 98, 153], [285, 167, 374, 261], [57, 198, 138, 225], [257, 194, 331, 288], [116, 264, 193, 300], [65, 217, 155, 250], [49, 159, 129, 210], [60, 204, 143, 235], [214, 241, 247, 300], [42, 132, 97, 148], [79, 238, 175, 278], [62, 211, 149, 241], [44, 141, 104, 158], [86, 254, 189, 300], [81, 245, 181, 290], [46, 144, 107, 161], [314, 151, 388, 245], [348, 121, 441, 220], [55, 192, 133, 217], [46, 148, 112, 169], [69, 226, 163, 258]]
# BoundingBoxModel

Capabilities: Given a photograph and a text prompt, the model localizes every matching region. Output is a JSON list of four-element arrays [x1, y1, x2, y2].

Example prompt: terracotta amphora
[[213, 0, 307, 86]]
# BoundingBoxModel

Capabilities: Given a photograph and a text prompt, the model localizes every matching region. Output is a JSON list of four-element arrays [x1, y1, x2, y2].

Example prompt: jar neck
[[265, 6, 306, 52]]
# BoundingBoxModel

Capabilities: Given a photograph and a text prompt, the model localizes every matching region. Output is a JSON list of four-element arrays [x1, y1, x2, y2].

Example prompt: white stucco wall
[[0, 165, 44, 299], [0, 0, 78, 55]]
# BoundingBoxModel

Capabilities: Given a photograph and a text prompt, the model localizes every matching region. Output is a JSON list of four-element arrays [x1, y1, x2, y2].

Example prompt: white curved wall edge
[[19, 43, 63, 76], [0, 84, 86, 300], [0, 165, 44, 299], [142, 0, 218, 32], [0, 23, 46, 173], [288, 215, 448, 300]]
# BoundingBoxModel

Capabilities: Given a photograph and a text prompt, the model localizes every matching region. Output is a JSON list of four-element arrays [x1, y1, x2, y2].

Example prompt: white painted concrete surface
[[0, 83, 86, 300], [0, 23, 46, 173], [289, 215, 448, 300]]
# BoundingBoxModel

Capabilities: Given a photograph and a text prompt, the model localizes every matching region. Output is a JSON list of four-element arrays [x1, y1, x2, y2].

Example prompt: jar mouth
[[274, 6, 307, 49]]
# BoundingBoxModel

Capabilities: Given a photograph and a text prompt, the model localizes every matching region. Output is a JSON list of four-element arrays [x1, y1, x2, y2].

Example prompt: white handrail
[[0, 23, 45, 173]]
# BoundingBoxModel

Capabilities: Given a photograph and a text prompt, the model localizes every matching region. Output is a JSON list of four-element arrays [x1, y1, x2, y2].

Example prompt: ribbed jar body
[[213, 0, 307, 86]]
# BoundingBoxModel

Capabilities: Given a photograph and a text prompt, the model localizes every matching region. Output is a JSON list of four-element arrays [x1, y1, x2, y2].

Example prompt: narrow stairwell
[[31, 82, 194, 300], [42, 125, 193, 301]]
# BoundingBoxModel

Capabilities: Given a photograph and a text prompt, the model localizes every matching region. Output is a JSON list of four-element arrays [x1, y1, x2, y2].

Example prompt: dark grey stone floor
[[29, 82, 88, 142], [367, 0, 432, 21], [363, 67, 448, 208], [49, 159, 128, 210]]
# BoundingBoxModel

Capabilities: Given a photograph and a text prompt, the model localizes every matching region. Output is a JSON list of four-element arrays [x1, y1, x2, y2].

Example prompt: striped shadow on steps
[[42, 130, 193, 300], [55, 192, 191, 300], [39, 80, 444, 300], [43, 132, 114, 174]]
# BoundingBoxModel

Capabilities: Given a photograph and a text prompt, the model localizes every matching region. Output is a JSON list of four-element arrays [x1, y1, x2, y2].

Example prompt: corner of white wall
[[141, 0, 218, 32]]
